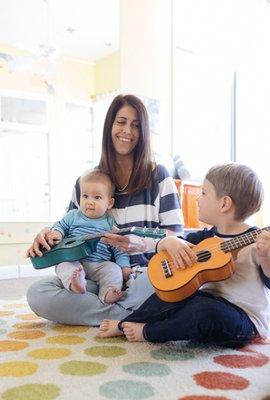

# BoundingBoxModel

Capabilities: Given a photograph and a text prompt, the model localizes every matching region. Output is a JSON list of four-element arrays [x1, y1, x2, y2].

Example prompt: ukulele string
[[192, 230, 262, 259], [161, 230, 264, 270]]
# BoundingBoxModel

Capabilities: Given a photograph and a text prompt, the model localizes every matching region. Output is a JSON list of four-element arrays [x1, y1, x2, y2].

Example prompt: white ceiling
[[0, 0, 119, 61]]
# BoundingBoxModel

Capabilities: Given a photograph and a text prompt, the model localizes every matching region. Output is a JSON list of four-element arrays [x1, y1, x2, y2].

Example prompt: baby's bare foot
[[104, 288, 123, 304], [70, 267, 86, 294], [122, 322, 146, 342], [98, 319, 124, 338]]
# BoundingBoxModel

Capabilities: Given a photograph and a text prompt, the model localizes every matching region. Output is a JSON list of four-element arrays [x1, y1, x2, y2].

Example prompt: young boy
[[46, 169, 132, 304], [98, 163, 270, 346]]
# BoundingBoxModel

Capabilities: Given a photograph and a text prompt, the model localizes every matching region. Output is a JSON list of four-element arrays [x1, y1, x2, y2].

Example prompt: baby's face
[[80, 181, 114, 219]]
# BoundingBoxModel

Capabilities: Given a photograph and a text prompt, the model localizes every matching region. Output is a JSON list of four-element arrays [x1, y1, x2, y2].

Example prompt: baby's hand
[[157, 236, 197, 268], [256, 231, 270, 259], [45, 230, 63, 244], [122, 267, 132, 281]]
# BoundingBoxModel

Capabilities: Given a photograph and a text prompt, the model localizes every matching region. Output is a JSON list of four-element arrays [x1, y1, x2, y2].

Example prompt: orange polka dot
[[193, 371, 249, 390], [12, 321, 47, 330], [0, 311, 15, 317], [0, 340, 29, 352], [47, 335, 86, 345], [214, 352, 268, 368], [0, 361, 38, 377], [179, 396, 229, 400], [3, 303, 26, 309], [8, 330, 46, 340], [16, 313, 41, 320]]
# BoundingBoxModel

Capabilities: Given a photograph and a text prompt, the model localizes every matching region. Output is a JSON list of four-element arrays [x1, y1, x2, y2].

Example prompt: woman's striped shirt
[[68, 164, 184, 266]]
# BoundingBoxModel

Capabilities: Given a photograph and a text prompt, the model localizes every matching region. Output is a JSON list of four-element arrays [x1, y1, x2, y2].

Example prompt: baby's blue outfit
[[53, 209, 130, 303]]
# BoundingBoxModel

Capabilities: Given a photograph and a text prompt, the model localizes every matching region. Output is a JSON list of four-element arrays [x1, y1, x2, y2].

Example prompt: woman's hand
[[26, 227, 52, 258], [46, 230, 63, 245], [101, 233, 146, 253], [157, 236, 197, 268]]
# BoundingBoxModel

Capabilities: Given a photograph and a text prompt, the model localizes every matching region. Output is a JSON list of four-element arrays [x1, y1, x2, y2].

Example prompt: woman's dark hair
[[99, 94, 155, 193]]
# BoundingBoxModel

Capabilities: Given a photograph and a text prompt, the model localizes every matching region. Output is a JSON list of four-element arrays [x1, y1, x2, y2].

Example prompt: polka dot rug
[[0, 298, 270, 400]]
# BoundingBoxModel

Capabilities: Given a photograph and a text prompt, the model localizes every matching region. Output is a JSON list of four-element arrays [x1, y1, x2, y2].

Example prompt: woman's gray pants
[[27, 270, 154, 326]]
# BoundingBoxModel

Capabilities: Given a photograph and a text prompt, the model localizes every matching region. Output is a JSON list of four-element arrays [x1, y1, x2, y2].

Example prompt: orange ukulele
[[148, 226, 270, 302]]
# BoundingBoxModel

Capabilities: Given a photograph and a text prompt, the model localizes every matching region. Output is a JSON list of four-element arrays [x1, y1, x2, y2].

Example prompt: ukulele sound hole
[[197, 250, 211, 263]]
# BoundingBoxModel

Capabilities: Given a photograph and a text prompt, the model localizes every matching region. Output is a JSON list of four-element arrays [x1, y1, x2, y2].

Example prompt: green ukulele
[[30, 226, 166, 269]]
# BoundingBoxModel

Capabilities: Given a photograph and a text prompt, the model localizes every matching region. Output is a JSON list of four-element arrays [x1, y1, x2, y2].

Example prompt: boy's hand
[[45, 230, 63, 245], [256, 231, 270, 259], [122, 267, 133, 281], [157, 236, 197, 268]]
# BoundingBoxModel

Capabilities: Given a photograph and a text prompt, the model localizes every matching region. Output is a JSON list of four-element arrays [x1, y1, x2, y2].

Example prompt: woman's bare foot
[[104, 288, 123, 304], [98, 319, 124, 338], [122, 322, 146, 342], [70, 267, 86, 294]]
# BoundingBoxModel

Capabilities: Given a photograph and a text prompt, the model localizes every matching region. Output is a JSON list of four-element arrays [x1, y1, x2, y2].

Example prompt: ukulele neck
[[220, 226, 270, 253]]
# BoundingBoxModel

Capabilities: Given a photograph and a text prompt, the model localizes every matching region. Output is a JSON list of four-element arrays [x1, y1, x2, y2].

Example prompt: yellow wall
[[0, 222, 49, 266], [93, 51, 120, 97]]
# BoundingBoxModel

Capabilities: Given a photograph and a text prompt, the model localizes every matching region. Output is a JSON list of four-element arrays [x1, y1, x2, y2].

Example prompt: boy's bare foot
[[104, 288, 123, 304], [122, 322, 146, 342], [70, 267, 86, 294], [98, 319, 124, 338]]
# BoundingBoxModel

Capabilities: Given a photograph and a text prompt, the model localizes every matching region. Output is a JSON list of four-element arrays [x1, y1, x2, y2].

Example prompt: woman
[[27, 94, 184, 326]]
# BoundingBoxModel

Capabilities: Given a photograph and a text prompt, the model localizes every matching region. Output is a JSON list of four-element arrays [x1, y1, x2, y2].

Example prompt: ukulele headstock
[[129, 226, 166, 239]]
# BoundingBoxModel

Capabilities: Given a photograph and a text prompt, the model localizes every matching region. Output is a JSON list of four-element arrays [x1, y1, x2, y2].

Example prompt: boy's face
[[197, 179, 222, 225], [80, 180, 114, 219]]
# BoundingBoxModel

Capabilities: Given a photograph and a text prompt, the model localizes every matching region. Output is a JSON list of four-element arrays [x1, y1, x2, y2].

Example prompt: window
[[0, 92, 50, 221], [172, 0, 270, 225], [49, 100, 94, 220]]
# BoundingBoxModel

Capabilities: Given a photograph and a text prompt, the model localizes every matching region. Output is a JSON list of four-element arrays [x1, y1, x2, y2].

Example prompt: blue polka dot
[[123, 362, 171, 377], [99, 380, 154, 399]]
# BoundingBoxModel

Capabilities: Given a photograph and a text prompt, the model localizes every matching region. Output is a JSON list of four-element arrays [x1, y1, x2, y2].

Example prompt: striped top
[[69, 164, 184, 266], [52, 210, 130, 267]]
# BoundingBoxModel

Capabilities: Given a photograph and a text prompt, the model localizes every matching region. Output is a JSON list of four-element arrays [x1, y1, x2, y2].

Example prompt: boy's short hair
[[80, 169, 115, 197], [205, 163, 264, 221]]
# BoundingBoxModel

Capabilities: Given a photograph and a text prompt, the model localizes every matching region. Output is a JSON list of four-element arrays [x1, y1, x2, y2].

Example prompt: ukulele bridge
[[161, 259, 173, 278]]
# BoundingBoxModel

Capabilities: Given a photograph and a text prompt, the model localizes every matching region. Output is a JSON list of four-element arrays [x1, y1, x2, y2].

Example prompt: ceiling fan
[[0, 0, 58, 94]]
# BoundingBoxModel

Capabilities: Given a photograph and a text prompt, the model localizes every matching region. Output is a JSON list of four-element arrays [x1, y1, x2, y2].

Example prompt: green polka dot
[[99, 380, 154, 399], [0, 319, 6, 325], [60, 360, 107, 375], [85, 345, 126, 358], [94, 335, 126, 344], [150, 347, 195, 361], [1, 384, 60, 400], [186, 341, 219, 351], [123, 362, 171, 377], [0, 329, 7, 335]]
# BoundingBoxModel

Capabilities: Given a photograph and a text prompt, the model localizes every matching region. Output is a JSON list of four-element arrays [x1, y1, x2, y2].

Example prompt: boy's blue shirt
[[52, 209, 130, 268]]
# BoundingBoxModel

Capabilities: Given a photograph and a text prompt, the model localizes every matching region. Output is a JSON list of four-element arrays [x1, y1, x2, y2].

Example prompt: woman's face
[[111, 105, 140, 157]]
